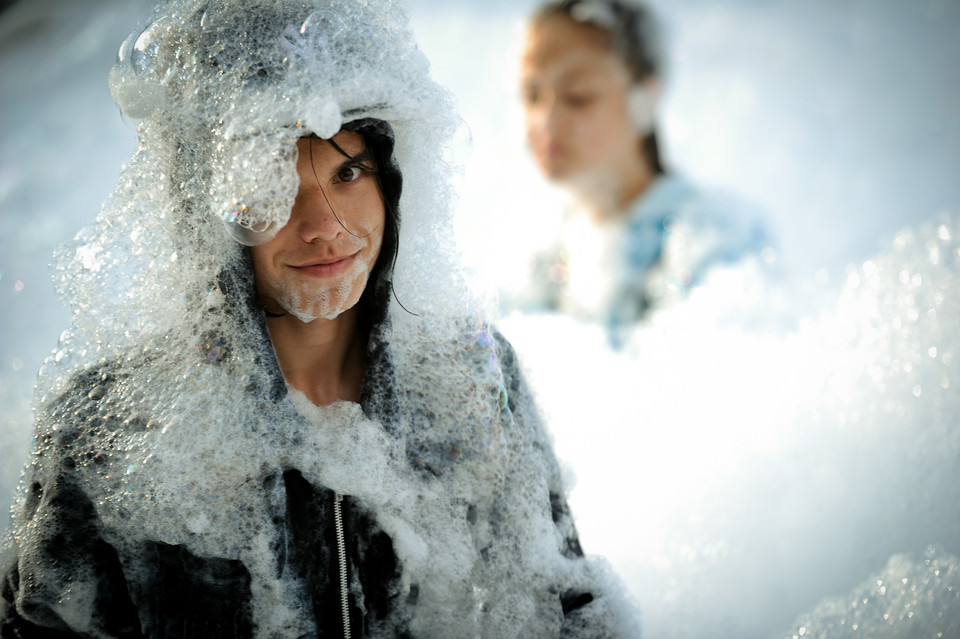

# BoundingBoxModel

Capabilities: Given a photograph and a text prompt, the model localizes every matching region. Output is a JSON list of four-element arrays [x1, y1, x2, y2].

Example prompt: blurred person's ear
[[628, 78, 661, 135]]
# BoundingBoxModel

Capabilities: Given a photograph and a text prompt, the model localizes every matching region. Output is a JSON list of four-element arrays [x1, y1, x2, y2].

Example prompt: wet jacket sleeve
[[1, 461, 255, 638], [0, 456, 144, 638], [2, 406, 255, 639]]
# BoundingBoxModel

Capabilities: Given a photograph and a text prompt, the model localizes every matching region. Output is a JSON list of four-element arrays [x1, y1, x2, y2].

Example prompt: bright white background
[[2, 0, 958, 637]]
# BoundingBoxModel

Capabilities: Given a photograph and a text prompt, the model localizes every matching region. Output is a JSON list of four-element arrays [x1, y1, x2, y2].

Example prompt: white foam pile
[[500, 213, 960, 638]]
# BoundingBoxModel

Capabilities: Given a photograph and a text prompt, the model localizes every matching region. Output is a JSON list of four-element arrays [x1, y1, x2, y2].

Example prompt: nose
[[526, 92, 561, 142], [291, 182, 344, 243]]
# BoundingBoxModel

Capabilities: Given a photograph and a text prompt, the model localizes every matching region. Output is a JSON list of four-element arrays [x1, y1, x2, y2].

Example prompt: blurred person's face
[[250, 131, 385, 323], [521, 15, 638, 184]]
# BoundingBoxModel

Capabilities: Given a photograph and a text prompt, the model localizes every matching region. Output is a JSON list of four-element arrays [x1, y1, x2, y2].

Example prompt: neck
[[569, 153, 657, 224], [265, 306, 367, 406]]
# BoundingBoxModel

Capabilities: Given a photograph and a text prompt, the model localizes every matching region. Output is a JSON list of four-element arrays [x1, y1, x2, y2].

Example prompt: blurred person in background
[[516, 0, 772, 341]]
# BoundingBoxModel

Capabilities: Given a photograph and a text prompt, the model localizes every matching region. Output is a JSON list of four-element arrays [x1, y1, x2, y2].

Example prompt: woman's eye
[[522, 86, 540, 106], [337, 165, 363, 183], [562, 93, 596, 108]]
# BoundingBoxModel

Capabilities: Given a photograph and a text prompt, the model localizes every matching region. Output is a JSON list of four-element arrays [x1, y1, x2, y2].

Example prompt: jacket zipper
[[334, 492, 351, 639]]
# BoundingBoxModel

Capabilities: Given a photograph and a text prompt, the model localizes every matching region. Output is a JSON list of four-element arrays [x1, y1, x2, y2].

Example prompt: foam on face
[[6, 0, 637, 636], [267, 240, 380, 322]]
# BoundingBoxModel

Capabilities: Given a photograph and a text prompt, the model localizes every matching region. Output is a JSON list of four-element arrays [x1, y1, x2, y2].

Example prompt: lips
[[290, 252, 358, 278], [531, 138, 566, 165], [546, 140, 568, 158]]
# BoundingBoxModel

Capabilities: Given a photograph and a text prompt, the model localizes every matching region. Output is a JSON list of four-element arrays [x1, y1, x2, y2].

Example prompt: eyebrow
[[318, 134, 375, 166], [333, 148, 376, 173]]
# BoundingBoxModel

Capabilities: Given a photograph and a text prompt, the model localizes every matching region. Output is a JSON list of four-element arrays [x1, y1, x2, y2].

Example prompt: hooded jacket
[[1, 1, 638, 637], [1, 296, 624, 637]]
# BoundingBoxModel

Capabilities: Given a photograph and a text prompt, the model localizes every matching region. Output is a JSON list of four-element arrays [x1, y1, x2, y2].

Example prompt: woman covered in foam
[[0, 0, 638, 636]]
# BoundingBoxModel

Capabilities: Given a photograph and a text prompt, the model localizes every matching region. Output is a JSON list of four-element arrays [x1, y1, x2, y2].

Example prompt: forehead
[[522, 15, 627, 85], [297, 129, 367, 159]]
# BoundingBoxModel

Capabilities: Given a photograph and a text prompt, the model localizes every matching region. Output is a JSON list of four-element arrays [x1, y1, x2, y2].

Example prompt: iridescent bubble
[[299, 10, 345, 38]]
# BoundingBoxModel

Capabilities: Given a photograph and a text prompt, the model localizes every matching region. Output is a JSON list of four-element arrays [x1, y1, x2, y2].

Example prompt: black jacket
[[1, 321, 612, 638]]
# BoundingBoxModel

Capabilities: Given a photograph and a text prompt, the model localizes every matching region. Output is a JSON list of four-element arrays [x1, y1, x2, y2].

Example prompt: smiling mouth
[[292, 253, 358, 277], [546, 140, 568, 157]]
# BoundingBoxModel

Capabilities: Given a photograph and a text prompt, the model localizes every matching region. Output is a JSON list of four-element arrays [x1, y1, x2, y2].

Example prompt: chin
[[544, 165, 583, 185], [539, 160, 570, 182], [276, 288, 363, 324], [538, 155, 584, 184]]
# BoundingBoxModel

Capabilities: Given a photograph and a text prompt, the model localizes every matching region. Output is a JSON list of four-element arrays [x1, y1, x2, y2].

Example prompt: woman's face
[[520, 15, 639, 184], [250, 131, 385, 323]]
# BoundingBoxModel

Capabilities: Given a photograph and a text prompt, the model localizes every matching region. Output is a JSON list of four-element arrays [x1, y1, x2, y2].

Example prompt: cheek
[[248, 246, 271, 289], [365, 195, 387, 241], [576, 100, 633, 153], [248, 232, 294, 300], [351, 197, 386, 262], [367, 218, 385, 262]]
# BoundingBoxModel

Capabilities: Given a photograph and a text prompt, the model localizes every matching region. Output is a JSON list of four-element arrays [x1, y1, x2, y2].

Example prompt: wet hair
[[336, 118, 403, 329], [531, 0, 665, 173]]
